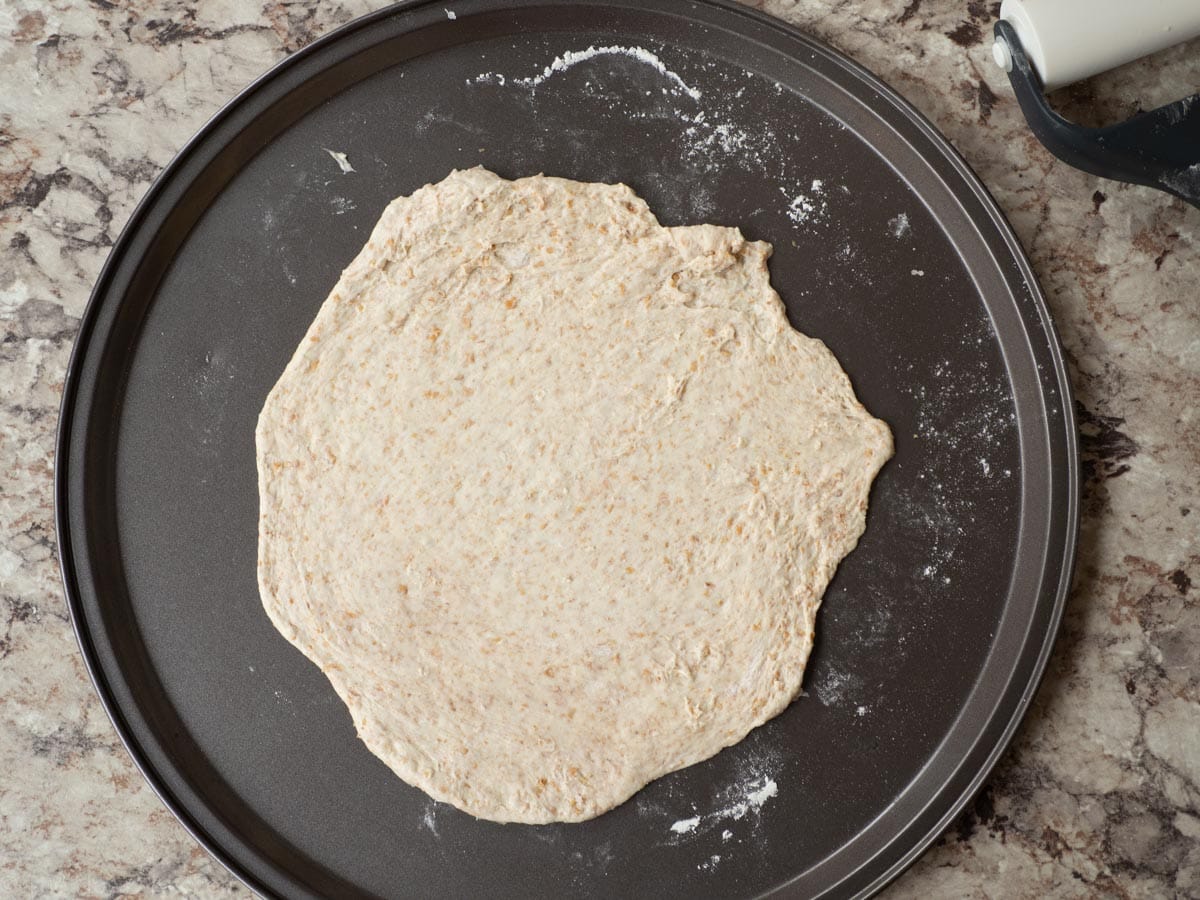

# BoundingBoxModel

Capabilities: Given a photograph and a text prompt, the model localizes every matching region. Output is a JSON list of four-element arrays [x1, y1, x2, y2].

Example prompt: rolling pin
[[991, 0, 1200, 207], [993, 0, 1200, 91]]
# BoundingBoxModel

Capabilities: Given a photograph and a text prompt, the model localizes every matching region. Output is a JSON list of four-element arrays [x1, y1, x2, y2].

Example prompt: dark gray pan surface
[[56, 1, 1078, 897]]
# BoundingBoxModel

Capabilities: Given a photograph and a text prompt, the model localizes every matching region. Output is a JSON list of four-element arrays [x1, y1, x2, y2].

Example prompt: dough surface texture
[[256, 168, 892, 823]]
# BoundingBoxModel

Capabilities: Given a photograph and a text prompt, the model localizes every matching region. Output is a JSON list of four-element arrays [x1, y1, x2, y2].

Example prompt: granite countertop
[[3, 0, 1198, 896]]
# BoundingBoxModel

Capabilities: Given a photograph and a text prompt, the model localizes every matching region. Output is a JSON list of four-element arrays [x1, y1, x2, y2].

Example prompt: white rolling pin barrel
[[994, 0, 1200, 90]]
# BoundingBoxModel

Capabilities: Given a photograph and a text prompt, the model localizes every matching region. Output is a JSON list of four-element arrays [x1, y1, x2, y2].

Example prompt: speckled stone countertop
[[2, 1, 1198, 896]]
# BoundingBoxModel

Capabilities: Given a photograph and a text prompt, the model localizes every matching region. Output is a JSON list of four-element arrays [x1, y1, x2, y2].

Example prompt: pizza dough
[[256, 168, 892, 823]]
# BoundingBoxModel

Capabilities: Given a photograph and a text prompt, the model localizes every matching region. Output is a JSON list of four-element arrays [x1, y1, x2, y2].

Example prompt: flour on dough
[[256, 168, 892, 823]]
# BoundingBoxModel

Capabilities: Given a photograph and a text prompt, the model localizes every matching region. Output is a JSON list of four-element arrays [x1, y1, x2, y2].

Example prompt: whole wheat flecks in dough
[[256, 168, 892, 823]]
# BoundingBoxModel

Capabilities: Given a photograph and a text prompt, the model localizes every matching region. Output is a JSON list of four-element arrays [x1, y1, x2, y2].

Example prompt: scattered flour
[[271, 689, 296, 717], [888, 212, 910, 237], [468, 44, 838, 227], [665, 773, 778, 873], [323, 148, 355, 174], [697, 122, 752, 155], [716, 778, 778, 820], [893, 337, 1018, 589], [670, 816, 701, 834], [911, 269, 925, 276], [664, 775, 779, 840], [784, 192, 817, 223], [813, 667, 854, 706], [422, 801, 439, 837], [510, 45, 702, 101], [781, 179, 829, 224], [444, 8, 456, 19]]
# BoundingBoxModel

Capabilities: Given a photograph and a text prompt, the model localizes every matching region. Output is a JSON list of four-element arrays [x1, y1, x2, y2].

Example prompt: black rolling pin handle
[[993, 20, 1200, 210]]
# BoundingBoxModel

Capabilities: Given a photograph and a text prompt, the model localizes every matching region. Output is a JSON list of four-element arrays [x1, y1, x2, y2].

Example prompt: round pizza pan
[[56, 1, 1078, 897]]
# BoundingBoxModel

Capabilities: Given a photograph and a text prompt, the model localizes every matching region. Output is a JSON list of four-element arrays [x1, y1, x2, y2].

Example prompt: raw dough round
[[256, 168, 891, 823]]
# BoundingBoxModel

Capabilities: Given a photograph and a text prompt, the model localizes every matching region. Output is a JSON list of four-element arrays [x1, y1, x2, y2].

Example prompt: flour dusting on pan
[[670, 816, 700, 834], [468, 44, 842, 224], [512, 45, 702, 100], [661, 748, 784, 845]]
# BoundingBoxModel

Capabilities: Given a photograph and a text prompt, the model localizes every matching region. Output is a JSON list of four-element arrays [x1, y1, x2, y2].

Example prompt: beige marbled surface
[[2, 0, 1198, 896]]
